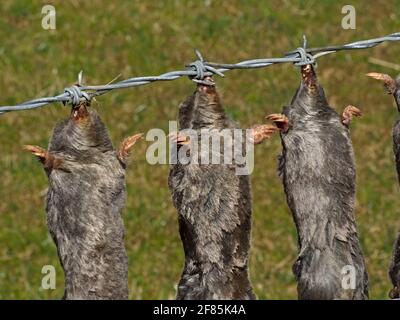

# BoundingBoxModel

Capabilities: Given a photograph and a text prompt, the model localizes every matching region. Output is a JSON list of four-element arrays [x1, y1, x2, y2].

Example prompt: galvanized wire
[[0, 32, 399, 115], [294, 31, 400, 59]]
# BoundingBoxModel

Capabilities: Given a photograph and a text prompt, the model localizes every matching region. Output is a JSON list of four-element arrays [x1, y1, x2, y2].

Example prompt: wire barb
[[302, 34, 307, 49], [78, 70, 84, 86], [187, 49, 223, 85]]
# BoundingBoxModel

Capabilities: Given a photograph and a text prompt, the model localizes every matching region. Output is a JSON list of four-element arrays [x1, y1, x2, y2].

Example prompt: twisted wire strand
[[286, 32, 400, 58], [0, 32, 399, 115]]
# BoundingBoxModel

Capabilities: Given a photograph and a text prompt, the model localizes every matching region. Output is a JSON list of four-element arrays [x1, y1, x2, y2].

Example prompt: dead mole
[[266, 64, 368, 300], [168, 77, 276, 300], [367, 72, 400, 299], [24, 102, 142, 299]]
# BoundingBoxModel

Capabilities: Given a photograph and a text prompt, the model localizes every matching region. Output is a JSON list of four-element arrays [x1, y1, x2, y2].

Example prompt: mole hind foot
[[266, 113, 290, 133], [117, 133, 143, 164], [249, 124, 279, 144], [366, 72, 397, 94], [23, 145, 63, 170], [341, 105, 362, 127]]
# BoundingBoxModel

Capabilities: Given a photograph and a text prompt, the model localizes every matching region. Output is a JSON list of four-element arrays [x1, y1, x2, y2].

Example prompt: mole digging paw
[[266, 113, 290, 133], [23, 145, 63, 169], [23, 145, 47, 161], [118, 133, 143, 164], [249, 124, 279, 144], [341, 105, 362, 127], [366, 72, 397, 95], [197, 76, 216, 93], [71, 103, 90, 122], [168, 131, 191, 146]]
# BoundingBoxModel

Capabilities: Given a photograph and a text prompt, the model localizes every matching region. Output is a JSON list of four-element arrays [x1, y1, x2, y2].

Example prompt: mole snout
[[71, 103, 90, 123], [301, 64, 318, 90], [24, 103, 142, 299]]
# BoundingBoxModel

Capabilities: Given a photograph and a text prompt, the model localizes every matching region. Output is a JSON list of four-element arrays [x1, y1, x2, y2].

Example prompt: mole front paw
[[341, 105, 362, 127], [118, 133, 143, 164], [23, 145, 63, 170], [366, 72, 397, 95], [168, 131, 191, 146], [266, 113, 290, 133], [249, 124, 279, 144]]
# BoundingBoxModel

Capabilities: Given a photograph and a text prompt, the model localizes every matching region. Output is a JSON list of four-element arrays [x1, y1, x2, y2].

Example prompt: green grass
[[0, 0, 400, 299]]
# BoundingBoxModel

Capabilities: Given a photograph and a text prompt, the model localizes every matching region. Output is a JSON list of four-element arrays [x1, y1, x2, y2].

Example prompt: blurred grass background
[[0, 0, 399, 299]]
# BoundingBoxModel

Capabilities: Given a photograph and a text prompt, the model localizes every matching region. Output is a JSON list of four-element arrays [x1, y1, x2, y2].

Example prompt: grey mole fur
[[28, 105, 132, 299], [278, 65, 369, 300], [168, 83, 256, 300]]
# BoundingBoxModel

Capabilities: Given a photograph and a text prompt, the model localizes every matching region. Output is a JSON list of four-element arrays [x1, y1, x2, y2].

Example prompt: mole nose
[[197, 76, 216, 92], [71, 103, 89, 122], [301, 64, 314, 77], [303, 64, 312, 72], [300, 64, 318, 89]]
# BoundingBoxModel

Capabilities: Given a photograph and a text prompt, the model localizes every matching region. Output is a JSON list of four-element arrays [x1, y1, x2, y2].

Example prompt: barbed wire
[[288, 31, 400, 58], [0, 32, 399, 115]]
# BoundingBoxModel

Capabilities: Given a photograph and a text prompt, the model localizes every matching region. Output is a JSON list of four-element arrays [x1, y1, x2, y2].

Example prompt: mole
[[168, 76, 276, 300], [367, 72, 400, 299], [24, 102, 142, 299], [266, 64, 369, 299]]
